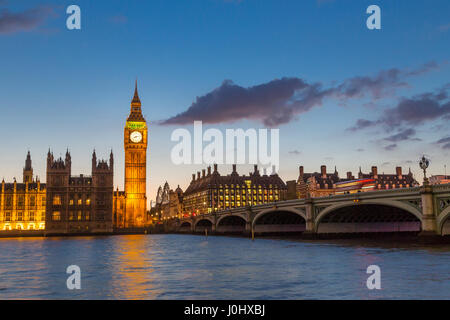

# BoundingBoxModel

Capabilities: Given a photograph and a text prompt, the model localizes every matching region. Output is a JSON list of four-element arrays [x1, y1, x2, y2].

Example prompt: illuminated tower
[[124, 81, 148, 227], [23, 151, 33, 183]]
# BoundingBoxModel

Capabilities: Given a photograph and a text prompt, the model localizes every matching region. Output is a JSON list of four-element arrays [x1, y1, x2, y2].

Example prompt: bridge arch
[[437, 207, 450, 235], [216, 215, 247, 233], [315, 200, 422, 234], [216, 213, 248, 226], [178, 221, 192, 232], [252, 208, 306, 234], [193, 217, 214, 233]]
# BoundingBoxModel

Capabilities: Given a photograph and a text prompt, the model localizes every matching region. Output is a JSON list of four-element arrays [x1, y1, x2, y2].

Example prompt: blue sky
[[0, 0, 449, 202]]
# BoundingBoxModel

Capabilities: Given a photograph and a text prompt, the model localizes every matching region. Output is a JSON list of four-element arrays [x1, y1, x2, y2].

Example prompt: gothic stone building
[[183, 164, 287, 216], [45, 150, 114, 235], [153, 182, 184, 220], [0, 152, 46, 231]]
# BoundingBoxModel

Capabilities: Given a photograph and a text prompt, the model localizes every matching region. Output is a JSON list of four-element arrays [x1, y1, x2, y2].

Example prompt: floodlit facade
[[0, 152, 46, 231]]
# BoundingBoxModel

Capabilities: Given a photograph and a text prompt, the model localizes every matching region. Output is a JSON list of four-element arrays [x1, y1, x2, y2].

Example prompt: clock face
[[130, 131, 142, 143]]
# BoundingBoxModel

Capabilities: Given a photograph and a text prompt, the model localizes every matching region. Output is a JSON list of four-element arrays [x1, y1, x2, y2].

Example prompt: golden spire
[[128, 79, 145, 122], [132, 79, 141, 105]]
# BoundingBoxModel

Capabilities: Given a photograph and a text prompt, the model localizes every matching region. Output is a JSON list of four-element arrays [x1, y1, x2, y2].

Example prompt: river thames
[[0, 234, 449, 299]]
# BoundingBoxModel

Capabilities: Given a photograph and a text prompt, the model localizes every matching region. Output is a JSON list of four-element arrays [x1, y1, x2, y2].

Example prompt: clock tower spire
[[123, 80, 148, 228]]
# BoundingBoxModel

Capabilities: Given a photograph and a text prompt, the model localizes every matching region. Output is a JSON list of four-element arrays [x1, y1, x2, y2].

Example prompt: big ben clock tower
[[124, 81, 148, 227]]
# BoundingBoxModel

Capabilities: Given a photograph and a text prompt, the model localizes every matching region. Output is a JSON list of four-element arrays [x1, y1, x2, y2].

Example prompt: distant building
[[430, 175, 450, 185], [45, 150, 114, 235], [154, 182, 183, 220], [183, 164, 287, 216], [295, 165, 419, 199], [0, 152, 46, 231]]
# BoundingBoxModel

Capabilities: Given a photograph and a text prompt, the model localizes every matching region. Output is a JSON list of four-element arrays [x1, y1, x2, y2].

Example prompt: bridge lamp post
[[419, 155, 430, 185]]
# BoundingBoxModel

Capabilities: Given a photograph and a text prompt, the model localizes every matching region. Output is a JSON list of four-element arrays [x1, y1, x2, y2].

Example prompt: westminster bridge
[[168, 183, 450, 237]]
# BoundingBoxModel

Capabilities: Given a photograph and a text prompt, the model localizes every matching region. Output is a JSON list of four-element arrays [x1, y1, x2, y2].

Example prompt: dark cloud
[[384, 128, 417, 142], [161, 78, 331, 127], [0, 5, 55, 34], [348, 84, 450, 131], [356, 148, 364, 152], [288, 150, 301, 155], [436, 136, 450, 150], [161, 62, 441, 127], [384, 144, 397, 151], [404, 61, 439, 76], [347, 119, 379, 132], [335, 68, 406, 100]]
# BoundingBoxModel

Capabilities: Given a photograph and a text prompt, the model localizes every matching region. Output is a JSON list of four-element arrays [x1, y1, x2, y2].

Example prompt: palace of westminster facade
[[0, 83, 148, 234]]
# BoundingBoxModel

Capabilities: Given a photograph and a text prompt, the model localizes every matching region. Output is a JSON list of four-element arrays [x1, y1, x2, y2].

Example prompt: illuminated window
[[5, 212, 11, 222], [69, 211, 75, 221], [30, 196, 36, 206], [17, 212, 23, 221], [29, 212, 35, 221], [52, 211, 61, 221], [77, 198, 82, 205], [77, 211, 82, 221], [86, 198, 91, 205], [53, 195, 61, 205]]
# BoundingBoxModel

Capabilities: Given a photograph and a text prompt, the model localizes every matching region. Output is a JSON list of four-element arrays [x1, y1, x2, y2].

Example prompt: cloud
[[288, 150, 301, 155], [347, 119, 379, 132], [436, 136, 450, 150], [384, 128, 418, 142], [161, 78, 332, 127], [161, 61, 440, 127], [356, 148, 364, 152], [348, 84, 450, 131], [335, 68, 407, 100], [0, 5, 56, 34], [384, 144, 397, 151]]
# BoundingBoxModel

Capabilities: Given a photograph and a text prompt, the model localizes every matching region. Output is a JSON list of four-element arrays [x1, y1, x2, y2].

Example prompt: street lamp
[[419, 155, 430, 184]]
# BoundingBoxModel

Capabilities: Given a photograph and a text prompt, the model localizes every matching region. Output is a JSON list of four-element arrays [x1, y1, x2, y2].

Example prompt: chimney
[[197, 171, 200, 179], [321, 165, 326, 178], [371, 166, 378, 179], [254, 164, 258, 173], [347, 171, 352, 179], [213, 164, 218, 173], [202, 169, 206, 178], [207, 166, 211, 175], [396, 167, 402, 179], [299, 166, 304, 177], [232, 164, 237, 173], [192, 173, 195, 181]]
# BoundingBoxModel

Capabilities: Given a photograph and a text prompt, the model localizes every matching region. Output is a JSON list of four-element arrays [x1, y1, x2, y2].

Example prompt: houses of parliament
[[0, 83, 148, 234]]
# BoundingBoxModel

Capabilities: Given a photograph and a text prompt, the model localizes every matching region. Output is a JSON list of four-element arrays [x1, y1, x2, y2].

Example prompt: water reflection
[[0, 234, 449, 299]]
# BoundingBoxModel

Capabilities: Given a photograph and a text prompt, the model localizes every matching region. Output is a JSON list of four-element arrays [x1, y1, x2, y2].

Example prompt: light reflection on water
[[0, 234, 449, 299]]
